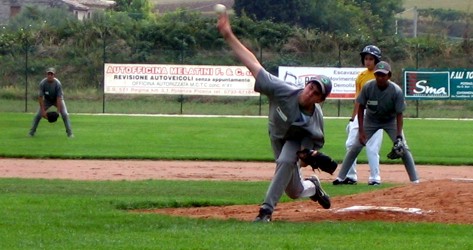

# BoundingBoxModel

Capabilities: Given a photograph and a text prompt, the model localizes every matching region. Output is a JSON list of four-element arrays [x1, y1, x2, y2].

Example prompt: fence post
[[102, 25, 107, 114], [415, 43, 419, 117], [258, 41, 263, 116], [337, 44, 342, 117], [24, 35, 28, 112], [180, 45, 185, 115]]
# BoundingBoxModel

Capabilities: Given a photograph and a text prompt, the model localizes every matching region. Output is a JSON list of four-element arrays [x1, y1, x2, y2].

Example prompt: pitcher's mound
[[143, 179, 473, 224]]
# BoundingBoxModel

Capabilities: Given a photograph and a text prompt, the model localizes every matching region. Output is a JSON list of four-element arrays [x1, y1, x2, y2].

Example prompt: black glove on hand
[[297, 149, 338, 175], [46, 111, 59, 123], [387, 136, 404, 159]]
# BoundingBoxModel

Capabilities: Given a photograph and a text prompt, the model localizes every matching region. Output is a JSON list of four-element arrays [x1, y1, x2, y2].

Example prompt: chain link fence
[[1, 25, 473, 118]]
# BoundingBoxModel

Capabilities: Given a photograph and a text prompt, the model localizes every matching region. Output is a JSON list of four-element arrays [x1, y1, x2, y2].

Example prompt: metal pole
[[24, 36, 28, 112], [337, 43, 342, 116], [415, 45, 418, 69], [416, 100, 419, 118], [415, 43, 419, 117], [337, 100, 341, 117], [102, 25, 107, 113], [413, 6, 418, 38], [258, 41, 263, 116], [180, 41, 184, 114]]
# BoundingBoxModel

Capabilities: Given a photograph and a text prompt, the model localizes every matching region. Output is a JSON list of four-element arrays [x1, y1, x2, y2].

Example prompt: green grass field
[[1, 179, 472, 249], [1, 112, 473, 249], [2, 112, 473, 165]]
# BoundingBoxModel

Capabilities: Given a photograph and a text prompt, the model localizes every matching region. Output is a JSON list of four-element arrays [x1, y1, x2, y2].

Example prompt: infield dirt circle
[[1, 159, 472, 224]]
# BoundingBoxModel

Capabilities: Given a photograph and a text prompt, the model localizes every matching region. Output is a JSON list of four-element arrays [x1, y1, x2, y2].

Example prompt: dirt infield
[[1, 158, 472, 224]]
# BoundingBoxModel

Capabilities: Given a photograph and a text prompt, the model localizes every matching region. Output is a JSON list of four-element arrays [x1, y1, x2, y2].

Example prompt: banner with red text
[[104, 63, 258, 96]]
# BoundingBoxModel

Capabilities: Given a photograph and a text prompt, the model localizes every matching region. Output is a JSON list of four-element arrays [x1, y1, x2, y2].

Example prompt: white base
[[336, 205, 432, 214]]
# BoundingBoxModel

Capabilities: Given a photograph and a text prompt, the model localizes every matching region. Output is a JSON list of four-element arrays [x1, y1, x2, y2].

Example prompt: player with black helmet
[[333, 45, 384, 185], [335, 61, 419, 184]]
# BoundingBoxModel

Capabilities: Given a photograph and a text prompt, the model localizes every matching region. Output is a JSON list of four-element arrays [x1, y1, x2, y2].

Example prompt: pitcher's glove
[[297, 149, 338, 175], [46, 111, 59, 123], [387, 136, 404, 159]]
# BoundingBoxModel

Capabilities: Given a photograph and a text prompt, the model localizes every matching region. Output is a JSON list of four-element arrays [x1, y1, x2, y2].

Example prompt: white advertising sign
[[104, 63, 258, 96], [279, 66, 364, 99]]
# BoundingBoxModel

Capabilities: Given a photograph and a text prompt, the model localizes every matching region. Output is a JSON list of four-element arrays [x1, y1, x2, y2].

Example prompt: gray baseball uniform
[[336, 79, 419, 182], [29, 78, 73, 137], [255, 69, 326, 212]]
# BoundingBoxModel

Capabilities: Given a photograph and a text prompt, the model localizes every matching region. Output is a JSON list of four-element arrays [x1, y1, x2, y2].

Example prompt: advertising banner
[[404, 69, 473, 100], [104, 63, 258, 96], [278, 66, 365, 99]]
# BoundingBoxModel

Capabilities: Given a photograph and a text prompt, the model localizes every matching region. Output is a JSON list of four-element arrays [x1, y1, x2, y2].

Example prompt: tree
[[353, 0, 403, 34], [234, 0, 403, 37], [233, 0, 311, 26], [113, 0, 155, 20]]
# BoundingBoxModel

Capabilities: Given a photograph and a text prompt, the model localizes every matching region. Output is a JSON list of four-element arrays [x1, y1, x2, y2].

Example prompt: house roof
[[61, 0, 116, 11], [78, 0, 116, 8], [61, 0, 89, 10]]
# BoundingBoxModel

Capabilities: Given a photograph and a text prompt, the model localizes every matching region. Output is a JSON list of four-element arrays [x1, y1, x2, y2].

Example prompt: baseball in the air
[[214, 4, 227, 14]]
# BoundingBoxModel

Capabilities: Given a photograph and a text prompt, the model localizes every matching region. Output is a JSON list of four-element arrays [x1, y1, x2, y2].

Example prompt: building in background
[[0, 0, 115, 23]]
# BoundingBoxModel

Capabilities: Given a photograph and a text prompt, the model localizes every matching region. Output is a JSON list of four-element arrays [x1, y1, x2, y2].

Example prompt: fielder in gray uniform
[[217, 12, 332, 222], [29, 67, 74, 138], [334, 61, 419, 183]]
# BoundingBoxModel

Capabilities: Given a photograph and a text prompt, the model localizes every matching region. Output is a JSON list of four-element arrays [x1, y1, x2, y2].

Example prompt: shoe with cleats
[[253, 208, 272, 222], [332, 177, 357, 185], [306, 176, 331, 209]]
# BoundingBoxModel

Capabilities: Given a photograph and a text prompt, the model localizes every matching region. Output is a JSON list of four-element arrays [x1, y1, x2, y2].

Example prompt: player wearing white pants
[[335, 61, 419, 184], [335, 45, 384, 185], [345, 114, 383, 184]]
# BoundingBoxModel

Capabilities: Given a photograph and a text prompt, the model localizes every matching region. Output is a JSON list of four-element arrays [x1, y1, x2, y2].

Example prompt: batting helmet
[[307, 75, 332, 99], [360, 45, 381, 66]]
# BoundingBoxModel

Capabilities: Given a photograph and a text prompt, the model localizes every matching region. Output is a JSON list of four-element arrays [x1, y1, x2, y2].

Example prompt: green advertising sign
[[403, 69, 473, 100]]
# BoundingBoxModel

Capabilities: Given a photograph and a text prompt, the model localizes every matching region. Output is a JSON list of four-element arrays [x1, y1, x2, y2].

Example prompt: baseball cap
[[374, 61, 391, 75], [307, 75, 333, 98], [46, 67, 56, 74]]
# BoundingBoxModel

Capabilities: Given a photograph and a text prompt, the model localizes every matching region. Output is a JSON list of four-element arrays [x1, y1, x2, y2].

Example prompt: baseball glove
[[297, 149, 338, 175], [387, 136, 404, 159], [46, 111, 59, 123]]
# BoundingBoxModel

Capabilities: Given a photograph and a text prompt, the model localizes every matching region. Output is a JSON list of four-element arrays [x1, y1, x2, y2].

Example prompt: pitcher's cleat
[[253, 208, 272, 222], [306, 176, 331, 209]]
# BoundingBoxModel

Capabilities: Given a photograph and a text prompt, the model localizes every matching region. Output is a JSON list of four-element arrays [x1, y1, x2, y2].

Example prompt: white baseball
[[214, 4, 227, 14]]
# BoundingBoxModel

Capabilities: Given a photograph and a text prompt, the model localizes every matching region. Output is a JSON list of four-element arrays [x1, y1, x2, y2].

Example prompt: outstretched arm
[[217, 13, 262, 78]]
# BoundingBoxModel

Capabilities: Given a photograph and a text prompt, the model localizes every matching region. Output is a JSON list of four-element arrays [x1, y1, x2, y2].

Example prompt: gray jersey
[[39, 78, 64, 103], [338, 78, 419, 182], [357, 79, 405, 123], [255, 69, 325, 148]]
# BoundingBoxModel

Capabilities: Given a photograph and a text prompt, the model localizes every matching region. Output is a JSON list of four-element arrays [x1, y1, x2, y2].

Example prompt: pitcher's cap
[[374, 61, 391, 74], [46, 67, 56, 74], [307, 75, 333, 98]]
